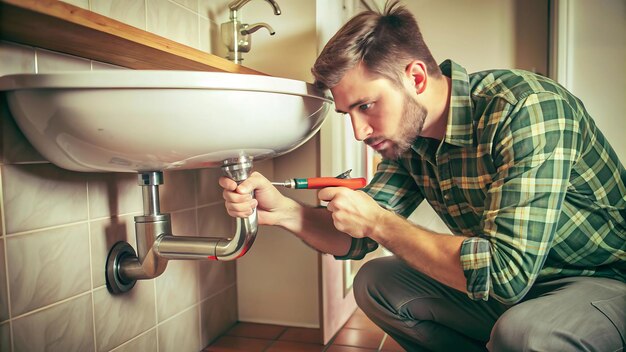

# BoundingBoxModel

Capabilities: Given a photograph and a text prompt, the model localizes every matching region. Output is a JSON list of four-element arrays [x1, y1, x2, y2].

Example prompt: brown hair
[[312, 1, 440, 90]]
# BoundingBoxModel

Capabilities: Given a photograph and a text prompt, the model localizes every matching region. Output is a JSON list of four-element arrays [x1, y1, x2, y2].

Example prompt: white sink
[[0, 71, 332, 172]]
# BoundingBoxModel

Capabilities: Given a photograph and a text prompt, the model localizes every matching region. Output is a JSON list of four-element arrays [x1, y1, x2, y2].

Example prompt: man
[[221, 2, 625, 351]]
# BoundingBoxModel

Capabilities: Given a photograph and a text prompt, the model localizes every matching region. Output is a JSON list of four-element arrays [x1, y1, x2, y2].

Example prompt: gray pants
[[353, 256, 625, 352]]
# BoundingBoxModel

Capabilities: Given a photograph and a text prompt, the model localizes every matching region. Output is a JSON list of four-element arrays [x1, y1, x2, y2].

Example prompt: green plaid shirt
[[339, 60, 626, 304]]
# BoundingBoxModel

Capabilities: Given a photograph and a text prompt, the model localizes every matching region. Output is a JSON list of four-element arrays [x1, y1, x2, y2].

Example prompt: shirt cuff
[[334, 237, 379, 260], [460, 237, 492, 301]]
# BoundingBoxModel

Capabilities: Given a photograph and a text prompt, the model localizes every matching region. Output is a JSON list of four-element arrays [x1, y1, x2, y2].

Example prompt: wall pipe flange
[[105, 241, 137, 294]]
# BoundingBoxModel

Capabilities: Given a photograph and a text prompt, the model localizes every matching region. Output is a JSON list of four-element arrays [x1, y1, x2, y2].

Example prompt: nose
[[350, 114, 373, 141]]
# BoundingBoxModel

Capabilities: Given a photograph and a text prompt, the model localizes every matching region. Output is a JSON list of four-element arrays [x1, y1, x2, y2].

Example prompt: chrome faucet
[[221, 0, 281, 64]]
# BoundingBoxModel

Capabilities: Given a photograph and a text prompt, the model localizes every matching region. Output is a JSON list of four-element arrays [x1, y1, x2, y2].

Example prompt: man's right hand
[[219, 171, 297, 226]]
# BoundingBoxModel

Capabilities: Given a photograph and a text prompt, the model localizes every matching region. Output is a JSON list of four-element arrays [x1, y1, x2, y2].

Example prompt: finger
[[235, 171, 271, 194], [222, 189, 253, 203], [318, 187, 341, 202], [225, 199, 257, 212], [219, 176, 238, 191], [225, 199, 257, 217]]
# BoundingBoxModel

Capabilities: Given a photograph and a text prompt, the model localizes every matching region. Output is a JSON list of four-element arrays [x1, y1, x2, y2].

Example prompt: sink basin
[[0, 71, 332, 172]]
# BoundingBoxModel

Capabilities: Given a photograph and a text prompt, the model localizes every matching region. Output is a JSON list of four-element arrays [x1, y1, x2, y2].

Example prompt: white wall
[[552, 0, 626, 161]]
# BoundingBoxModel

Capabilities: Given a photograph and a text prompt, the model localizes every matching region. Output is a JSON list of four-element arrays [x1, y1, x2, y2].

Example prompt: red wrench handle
[[306, 177, 366, 189]]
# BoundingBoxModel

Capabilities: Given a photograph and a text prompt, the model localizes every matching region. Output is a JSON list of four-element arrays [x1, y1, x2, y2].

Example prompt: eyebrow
[[335, 98, 369, 114]]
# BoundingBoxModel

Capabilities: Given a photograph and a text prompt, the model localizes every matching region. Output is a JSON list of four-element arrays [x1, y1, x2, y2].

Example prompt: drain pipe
[[105, 155, 257, 294]]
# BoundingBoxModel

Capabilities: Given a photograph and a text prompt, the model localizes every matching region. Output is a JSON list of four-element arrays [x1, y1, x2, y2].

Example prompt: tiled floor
[[203, 308, 404, 352]]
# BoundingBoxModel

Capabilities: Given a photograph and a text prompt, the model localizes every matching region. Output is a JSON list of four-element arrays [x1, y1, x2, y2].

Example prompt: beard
[[365, 89, 427, 160]]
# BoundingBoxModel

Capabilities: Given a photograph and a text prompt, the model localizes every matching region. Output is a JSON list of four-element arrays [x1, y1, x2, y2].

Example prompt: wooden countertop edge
[[0, 0, 266, 75]]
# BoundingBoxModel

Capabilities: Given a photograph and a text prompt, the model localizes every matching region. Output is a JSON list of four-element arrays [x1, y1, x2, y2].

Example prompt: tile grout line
[[144, 0, 149, 32], [109, 327, 156, 352], [4, 208, 145, 239], [4, 220, 92, 238], [9, 290, 92, 321], [86, 180, 99, 352], [153, 279, 160, 352], [195, 171, 203, 348], [0, 168, 15, 352]]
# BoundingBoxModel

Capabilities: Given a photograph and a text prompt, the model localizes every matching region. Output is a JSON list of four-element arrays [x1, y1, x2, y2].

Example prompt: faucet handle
[[241, 22, 276, 36]]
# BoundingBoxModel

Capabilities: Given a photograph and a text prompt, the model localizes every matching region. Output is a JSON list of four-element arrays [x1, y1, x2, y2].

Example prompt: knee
[[489, 303, 624, 352], [488, 306, 572, 352], [489, 306, 533, 351], [353, 258, 385, 306], [353, 257, 396, 312]]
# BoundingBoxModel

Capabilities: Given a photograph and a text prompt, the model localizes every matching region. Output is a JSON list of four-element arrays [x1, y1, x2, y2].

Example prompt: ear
[[405, 61, 427, 94]]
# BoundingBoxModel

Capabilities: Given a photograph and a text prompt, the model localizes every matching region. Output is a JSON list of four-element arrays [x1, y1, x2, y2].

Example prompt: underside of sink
[[0, 70, 332, 172]]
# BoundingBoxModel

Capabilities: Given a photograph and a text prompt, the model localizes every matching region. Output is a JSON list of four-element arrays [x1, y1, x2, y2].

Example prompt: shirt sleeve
[[460, 93, 582, 303], [334, 158, 424, 260]]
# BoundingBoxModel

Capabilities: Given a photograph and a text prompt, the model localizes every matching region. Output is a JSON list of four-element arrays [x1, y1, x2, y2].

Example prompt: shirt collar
[[441, 59, 475, 147], [412, 59, 474, 154]]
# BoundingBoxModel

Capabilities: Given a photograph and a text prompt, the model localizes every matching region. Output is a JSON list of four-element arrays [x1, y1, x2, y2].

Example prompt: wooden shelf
[[0, 0, 265, 74]]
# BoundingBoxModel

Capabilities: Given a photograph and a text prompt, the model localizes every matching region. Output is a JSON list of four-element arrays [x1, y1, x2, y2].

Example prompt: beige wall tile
[[91, 0, 146, 30], [200, 285, 238, 346], [198, 0, 229, 21], [171, 0, 198, 12], [160, 170, 197, 212], [36, 48, 91, 73], [198, 260, 236, 300], [87, 172, 143, 219], [156, 259, 199, 322], [7, 224, 91, 316], [170, 207, 197, 236], [0, 239, 8, 322], [199, 17, 211, 53], [158, 306, 202, 352], [0, 41, 35, 76], [147, 0, 199, 49], [0, 322, 10, 352], [110, 328, 157, 352], [90, 215, 137, 288], [197, 168, 223, 206], [93, 282, 156, 351], [2, 164, 88, 234], [197, 203, 232, 238], [12, 293, 94, 351]]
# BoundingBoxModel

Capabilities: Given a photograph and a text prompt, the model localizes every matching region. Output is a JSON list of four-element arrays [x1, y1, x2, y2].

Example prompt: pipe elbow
[[214, 209, 258, 260]]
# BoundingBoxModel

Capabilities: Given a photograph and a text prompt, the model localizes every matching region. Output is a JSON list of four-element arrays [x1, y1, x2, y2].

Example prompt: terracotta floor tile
[[344, 311, 380, 332], [266, 340, 326, 352], [332, 327, 384, 349], [278, 327, 323, 344], [203, 335, 272, 352], [204, 309, 391, 351], [325, 345, 377, 352], [225, 322, 287, 340], [380, 335, 405, 352]]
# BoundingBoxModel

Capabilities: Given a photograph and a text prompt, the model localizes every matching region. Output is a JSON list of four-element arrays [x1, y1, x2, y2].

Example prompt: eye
[[359, 103, 373, 111]]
